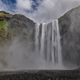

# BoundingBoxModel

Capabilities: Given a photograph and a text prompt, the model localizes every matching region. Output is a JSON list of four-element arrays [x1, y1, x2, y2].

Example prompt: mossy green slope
[[0, 11, 11, 43]]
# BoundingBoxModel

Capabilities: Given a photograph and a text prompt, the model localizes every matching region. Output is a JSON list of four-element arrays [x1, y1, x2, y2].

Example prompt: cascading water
[[35, 19, 63, 69], [55, 20, 62, 65], [35, 23, 40, 53]]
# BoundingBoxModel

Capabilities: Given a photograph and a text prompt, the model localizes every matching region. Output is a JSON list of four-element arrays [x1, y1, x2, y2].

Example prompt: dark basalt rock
[[59, 6, 80, 66], [0, 11, 35, 48], [7, 14, 36, 51], [8, 14, 35, 39]]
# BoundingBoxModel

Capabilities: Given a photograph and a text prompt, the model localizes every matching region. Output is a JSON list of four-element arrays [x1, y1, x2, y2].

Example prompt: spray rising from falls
[[35, 19, 62, 68]]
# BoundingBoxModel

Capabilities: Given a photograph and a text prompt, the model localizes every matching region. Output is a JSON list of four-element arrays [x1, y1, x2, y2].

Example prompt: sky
[[0, 0, 80, 23]]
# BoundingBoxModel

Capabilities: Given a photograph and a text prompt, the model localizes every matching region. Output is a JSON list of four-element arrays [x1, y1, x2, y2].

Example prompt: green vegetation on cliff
[[0, 11, 10, 42], [0, 21, 7, 29], [0, 11, 35, 45]]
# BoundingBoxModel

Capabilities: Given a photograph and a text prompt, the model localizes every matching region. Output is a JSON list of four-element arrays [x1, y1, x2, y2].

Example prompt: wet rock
[[8, 14, 35, 39], [59, 6, 80, 66]]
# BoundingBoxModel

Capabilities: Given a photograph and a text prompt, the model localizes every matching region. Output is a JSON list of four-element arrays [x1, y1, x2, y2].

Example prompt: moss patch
[[0, 20, 8, 42], [0, 20, 7, 29]]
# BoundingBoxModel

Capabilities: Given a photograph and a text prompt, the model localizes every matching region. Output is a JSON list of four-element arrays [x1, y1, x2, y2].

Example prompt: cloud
[[16, 0, 32, 10], [0, 0, 80, 23], [30, 0, 80, 23], [0, 0, 7, 11]]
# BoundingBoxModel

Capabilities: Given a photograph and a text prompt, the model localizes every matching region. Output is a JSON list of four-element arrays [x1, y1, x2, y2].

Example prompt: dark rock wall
[[59, 6, 80, 66], [8, 14, 35, 51], [0, 12, 36, 51]]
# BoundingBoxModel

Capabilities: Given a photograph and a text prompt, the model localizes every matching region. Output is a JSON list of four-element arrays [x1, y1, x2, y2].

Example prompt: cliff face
[[8, 14, 35, 43], [59, 6, 80, 66], [0, 11, 36, 69], [0, 11, 35, 45]]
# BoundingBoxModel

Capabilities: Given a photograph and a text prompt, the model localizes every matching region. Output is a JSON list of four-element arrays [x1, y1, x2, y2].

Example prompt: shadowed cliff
[[59, 6, 80, 67]]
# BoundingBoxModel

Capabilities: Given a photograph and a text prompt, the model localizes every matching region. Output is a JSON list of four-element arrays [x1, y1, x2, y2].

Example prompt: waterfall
[[55, 20, 62, 65], [35, 19, 62, 66], [35, 23, 40, 53]]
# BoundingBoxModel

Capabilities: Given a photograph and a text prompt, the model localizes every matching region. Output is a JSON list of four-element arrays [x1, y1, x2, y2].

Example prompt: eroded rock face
[[8, 14, 35, 39], [59, 6, 80, 66], [0, 11, 36, 69], [0, 11, 35, 42]]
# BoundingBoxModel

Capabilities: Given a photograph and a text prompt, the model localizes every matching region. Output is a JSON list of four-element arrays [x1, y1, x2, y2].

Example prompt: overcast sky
[[0, 0, 80, 23]]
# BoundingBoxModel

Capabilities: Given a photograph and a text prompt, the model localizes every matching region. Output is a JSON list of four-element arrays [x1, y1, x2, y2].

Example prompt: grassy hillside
[[0, 11, 11, 17], [0, 21, 7, 29], [0, 12, 10, 43]]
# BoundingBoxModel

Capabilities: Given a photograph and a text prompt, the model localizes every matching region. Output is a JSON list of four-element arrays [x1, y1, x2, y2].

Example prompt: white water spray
[[35, 19, 63, 68], [35, 23, 40, 53]]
